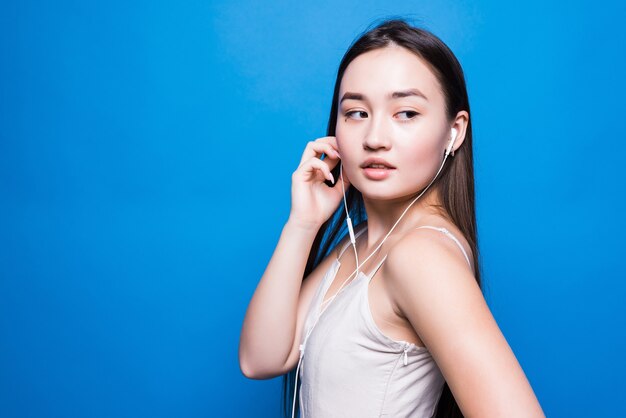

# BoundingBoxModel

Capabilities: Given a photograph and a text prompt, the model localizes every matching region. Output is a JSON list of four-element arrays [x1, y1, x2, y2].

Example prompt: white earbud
[[445, 127, 458, 156]]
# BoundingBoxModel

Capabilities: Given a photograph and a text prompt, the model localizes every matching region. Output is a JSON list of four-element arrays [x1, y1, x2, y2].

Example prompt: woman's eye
[[344, 110, 368, 120], [396, 111, 419, 120]]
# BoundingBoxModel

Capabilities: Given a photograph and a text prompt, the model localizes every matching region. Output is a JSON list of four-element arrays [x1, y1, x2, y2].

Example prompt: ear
[[449, 110, 469, 155]]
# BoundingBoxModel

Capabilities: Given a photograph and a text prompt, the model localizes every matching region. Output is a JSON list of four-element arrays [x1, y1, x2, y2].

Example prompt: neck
[[360, 186, 443, 252]]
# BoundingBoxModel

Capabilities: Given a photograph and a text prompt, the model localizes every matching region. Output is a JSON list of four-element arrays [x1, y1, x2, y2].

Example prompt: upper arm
[[385, 230, 545, 418]]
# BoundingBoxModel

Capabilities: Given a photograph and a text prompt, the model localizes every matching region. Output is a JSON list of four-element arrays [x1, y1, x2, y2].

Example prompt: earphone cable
[[340, 164, 360, 275]]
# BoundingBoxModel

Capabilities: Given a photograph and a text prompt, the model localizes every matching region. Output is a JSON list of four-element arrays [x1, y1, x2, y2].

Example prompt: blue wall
[[1, 1, 624, 417]]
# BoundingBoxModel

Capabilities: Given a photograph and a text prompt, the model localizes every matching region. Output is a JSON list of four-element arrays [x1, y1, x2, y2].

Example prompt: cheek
[[408, 142, 440, 161], [335, 124, 355, 155], [402, 142, 442, 179], [335, 119, 349, 139]]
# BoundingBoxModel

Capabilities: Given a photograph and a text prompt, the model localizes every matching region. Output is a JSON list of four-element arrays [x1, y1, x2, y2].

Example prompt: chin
[[357, 187, 403, 202]]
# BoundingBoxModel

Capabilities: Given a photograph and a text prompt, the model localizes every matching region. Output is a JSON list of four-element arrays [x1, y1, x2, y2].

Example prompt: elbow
[[239, 356, 286, 380], [240, 363, 255, 379], [239, 355, 271, 380], [239, 341, 259, 379], [239, 355, 259, 379], [239, 341, 290, 379]]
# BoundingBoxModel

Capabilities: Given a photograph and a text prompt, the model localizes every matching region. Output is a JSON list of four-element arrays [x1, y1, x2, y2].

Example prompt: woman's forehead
[[339, 46, 442, 103]]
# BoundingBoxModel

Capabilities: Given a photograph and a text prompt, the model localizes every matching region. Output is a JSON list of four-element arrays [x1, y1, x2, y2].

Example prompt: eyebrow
[[339, 88, 428, 105]]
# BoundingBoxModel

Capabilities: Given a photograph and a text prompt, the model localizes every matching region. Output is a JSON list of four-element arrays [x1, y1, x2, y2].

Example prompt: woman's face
[[336, 45, 452, 201]]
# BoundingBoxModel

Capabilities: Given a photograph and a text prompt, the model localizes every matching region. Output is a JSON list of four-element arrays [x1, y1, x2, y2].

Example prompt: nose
[[362, 114, 391, 151]]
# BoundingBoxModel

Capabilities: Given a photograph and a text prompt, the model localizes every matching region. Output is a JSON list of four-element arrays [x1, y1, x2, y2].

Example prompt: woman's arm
[[238, 219, 318, 379], [239, 136, 346, 379], [385, 229, 545, 418]]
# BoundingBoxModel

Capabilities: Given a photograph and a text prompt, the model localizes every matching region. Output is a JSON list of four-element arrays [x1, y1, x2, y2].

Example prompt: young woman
[[239, 19, 545, 418]]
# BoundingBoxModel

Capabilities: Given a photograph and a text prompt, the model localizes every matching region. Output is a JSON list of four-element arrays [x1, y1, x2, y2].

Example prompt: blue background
[[1, 1, 625, 417]]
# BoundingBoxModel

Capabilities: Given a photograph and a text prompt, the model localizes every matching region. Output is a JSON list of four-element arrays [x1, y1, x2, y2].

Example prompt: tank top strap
[[415, 226, 472, 267], [364, 254, 388, 282], [336, 224, 368, 260]]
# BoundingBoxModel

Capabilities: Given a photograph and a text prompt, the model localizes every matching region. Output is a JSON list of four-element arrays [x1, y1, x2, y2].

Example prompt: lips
[[360, 157, 396, 169]]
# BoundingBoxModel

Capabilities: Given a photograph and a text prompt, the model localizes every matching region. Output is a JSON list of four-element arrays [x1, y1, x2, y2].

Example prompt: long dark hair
[[282, 17, 481, 418]]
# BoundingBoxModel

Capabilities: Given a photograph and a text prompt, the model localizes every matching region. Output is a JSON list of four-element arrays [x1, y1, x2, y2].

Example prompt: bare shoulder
[[384, 223, 480, 325], [383, 222, 545, 417], [403, 219, 474, 274]]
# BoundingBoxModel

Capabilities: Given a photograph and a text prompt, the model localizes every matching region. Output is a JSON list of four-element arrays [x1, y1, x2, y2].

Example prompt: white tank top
[[298, 224, 472, 417]]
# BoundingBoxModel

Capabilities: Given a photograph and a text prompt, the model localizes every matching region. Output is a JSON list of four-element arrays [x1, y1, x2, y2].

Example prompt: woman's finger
[[298, 137, 340, 166], [296, 156, 335, 183]]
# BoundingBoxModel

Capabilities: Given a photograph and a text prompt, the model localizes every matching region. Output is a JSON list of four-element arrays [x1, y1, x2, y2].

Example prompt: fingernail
[[334, 151, 341, 159], [329, 173, 335, 183]]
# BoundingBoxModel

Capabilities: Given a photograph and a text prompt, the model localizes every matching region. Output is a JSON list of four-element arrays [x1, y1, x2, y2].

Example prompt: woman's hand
[[288, 136, 350, 231]]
